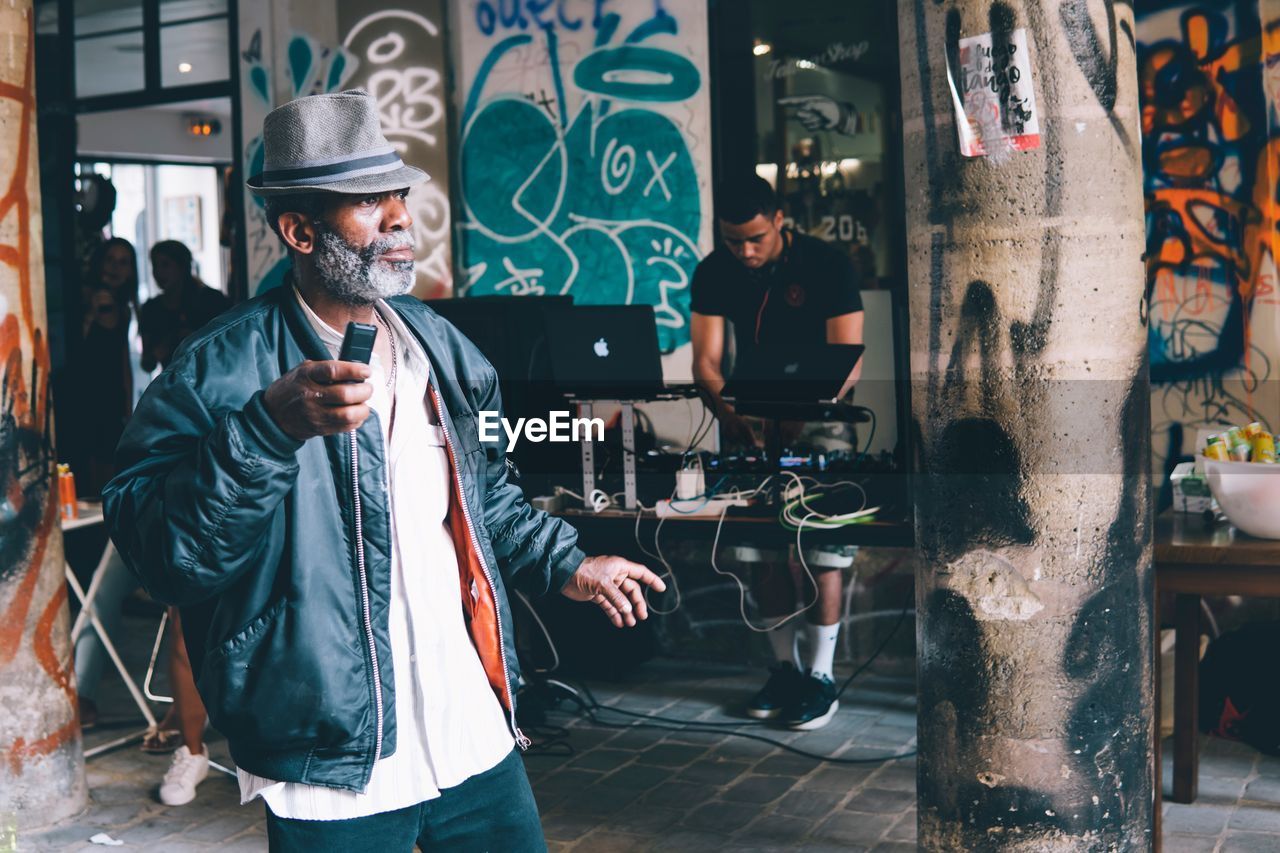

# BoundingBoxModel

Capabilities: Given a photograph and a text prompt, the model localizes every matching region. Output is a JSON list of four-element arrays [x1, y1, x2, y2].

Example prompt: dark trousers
[[264, 749, 545, 852]]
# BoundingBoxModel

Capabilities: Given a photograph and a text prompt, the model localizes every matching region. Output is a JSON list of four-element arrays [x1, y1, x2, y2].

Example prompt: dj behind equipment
[[428, 175, 911, 747]]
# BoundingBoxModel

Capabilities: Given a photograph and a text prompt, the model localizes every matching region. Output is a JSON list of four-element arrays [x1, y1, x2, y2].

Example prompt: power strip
[[654, 496, 752, 518]]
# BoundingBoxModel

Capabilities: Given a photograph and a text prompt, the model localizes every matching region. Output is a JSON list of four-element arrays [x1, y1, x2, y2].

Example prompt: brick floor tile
[[598, 762, 671, 792], [844, 786, 916, 815], [752, 753, 819, 777], [571, 829, 652, 852], [636, 780, 714, 810], [663, 828, 733, 851], [1222, 831, 1280, 853], [680, 801, 762, 834], [1243, 775, 1280, 803], [775, 789, 846, 820], [865, 763, 916, 792], [884, 810, 917, 842], [567, 748, 636, 772], [674, 760, 751, 787], [797, 764, 877, 793], [1160, 834, 1223, 853], [1230, 804, 1280, 833], [812, 811, 898, 846], [540, 811, 602, 843], [634, 743, 708, 768], [611, 806, 684, 835], [1162, 803, 1232, 836], [721, 774, 797, 804]]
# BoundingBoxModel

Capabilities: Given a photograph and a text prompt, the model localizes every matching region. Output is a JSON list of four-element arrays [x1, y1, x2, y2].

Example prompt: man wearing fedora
[[104, 89, 665, 851]]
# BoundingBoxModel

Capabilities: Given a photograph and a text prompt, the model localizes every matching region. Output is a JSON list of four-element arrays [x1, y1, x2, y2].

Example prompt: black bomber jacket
[[103, 286, 585, 792]]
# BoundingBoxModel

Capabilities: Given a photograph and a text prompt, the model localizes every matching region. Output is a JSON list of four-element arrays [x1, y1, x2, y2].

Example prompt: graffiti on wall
[[0, 11, 77, 776], [453, 0, 713, 350], [1139, 2, 1280, 460], [240, 23, 354, 296], [238, 2, 452, 298], [340, 3, 452, 298]]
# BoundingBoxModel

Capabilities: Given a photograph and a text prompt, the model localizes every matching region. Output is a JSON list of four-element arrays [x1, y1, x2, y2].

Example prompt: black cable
[[551, 586, 916, 764]]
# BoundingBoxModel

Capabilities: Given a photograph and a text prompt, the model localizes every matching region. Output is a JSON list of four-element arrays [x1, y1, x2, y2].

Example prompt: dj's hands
[[720, 412, 762, 448], [263, 360, 374, 441], [562, 556, 667, 628]]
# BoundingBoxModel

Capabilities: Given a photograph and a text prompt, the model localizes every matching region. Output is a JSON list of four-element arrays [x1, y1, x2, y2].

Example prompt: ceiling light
[[796, 59, 817, 70], [178, 62, 192, 73], [753, 42, 772, 56]]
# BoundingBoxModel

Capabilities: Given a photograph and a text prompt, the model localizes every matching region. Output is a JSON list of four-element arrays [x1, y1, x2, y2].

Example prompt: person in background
[[66, 239, 139, 730], [72, 238, 227, 807], [690, 176, 864, 731], [135, 240, 232, 805], [140, 240, 231, 372], [66, 239, 137, 492]]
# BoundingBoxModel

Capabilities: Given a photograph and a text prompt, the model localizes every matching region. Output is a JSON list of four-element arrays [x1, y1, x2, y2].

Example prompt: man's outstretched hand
[[562, 556, 667, 628]]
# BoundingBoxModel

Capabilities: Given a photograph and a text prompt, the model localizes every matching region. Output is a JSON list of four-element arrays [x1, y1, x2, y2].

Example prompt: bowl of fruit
[[1202, 424, 1280, 539]]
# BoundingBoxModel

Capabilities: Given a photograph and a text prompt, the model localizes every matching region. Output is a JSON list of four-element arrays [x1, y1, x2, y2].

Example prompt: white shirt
[[237, 291, 513, 820]]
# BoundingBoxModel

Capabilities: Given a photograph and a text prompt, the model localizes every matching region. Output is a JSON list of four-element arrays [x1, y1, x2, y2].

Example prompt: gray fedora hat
[[246, 89, 428, 196]]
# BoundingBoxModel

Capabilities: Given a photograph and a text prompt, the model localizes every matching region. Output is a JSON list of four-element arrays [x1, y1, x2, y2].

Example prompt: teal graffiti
[[458, 11, 702, 349], [573, 46, 699, 102], [242, 30, 355, 295]]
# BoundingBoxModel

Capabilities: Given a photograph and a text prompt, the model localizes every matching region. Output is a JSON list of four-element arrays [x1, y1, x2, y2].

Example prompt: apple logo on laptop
[[594, 337, 610, 358], [783, 362, 799, 374]]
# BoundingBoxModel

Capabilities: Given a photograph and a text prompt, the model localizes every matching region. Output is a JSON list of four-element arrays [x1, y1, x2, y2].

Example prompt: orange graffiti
[[1, 720, 78, 777], [0, 10, 73, 773]]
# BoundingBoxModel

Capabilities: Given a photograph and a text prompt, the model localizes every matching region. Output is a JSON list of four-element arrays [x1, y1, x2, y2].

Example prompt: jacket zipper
[[429, 383, 530, 752], [349, 430, 385, 765]]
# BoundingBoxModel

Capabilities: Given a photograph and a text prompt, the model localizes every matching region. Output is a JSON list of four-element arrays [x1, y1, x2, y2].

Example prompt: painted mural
[[238, 1, 452, 299], [0, 3, 83, 815], [451, 0, 713, 350], [1138, 0, 1280, 469]]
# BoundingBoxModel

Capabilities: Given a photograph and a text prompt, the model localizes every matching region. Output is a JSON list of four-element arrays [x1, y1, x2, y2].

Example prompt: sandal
[[141, 726, 182, 754]]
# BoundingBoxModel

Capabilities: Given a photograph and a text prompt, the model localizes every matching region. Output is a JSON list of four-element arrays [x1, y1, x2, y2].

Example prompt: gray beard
[[312, 225, 415, 305]]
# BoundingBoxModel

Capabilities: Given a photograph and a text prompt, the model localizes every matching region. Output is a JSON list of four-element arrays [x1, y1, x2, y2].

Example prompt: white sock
[[767, 622, 798, 667], [805, 622, 840, 680]]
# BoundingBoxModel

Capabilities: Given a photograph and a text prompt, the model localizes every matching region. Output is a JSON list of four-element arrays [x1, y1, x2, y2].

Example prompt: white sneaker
[[159, 745, 209, 805]]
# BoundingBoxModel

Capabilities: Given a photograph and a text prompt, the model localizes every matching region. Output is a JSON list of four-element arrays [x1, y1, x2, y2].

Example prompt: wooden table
[[1155, 510, 1280, 804]]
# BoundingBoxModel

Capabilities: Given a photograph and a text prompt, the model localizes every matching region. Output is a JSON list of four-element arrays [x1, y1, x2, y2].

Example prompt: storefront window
[[747, 0, 900, 287]]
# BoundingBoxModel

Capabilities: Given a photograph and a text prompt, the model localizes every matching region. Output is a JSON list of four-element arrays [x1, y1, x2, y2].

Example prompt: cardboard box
[[1170, 461, 1215, 514]]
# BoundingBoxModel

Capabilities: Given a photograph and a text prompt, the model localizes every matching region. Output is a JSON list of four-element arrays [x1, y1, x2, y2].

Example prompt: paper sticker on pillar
[[947, 28, 1040, 159], [944, 549, 1044, 621]]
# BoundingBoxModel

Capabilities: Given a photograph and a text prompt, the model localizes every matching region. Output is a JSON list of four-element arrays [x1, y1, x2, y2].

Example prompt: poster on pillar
[[950, 28, 1041, 158], [238, 0, 452, 299], [450, 0, 714, 352]]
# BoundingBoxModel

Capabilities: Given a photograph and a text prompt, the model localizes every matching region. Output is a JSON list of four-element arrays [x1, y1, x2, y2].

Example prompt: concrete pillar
[[898, 0, 1153, 849], [0, 0, 88, 832]]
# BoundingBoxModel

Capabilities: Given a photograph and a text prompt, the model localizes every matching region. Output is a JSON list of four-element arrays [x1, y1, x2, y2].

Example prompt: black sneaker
[[745, 662, 802, 719], [785, 671, 839, 730]]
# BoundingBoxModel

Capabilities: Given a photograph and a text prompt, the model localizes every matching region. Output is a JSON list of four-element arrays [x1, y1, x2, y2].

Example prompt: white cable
[[705, 500, 820, 633]]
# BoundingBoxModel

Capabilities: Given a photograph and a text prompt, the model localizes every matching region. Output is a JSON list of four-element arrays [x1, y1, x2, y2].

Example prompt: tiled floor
[[17, 612, 1280, 851]]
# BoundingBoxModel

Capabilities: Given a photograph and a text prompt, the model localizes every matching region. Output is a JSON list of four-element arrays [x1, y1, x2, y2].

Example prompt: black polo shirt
[[691, 230, 863, 360]]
